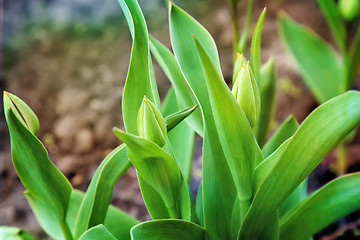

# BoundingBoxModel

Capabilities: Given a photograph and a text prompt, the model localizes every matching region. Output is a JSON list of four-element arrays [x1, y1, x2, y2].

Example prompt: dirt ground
[[1, 0, 360, 239]]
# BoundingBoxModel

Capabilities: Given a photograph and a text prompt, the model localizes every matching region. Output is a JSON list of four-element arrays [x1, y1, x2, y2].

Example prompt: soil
[[1, 0, 360, 239]]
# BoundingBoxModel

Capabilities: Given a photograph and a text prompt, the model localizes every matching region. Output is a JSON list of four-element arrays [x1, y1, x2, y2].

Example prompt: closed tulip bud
[[137, 96, 167, 147], [3, 91, 40, 136], [233, 53, 247, 85], [232, 62, 261, 128], [339, 0, 360, 21]]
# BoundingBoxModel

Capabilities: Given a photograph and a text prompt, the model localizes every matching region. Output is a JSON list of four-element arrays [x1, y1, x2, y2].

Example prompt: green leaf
[[0, 226, 37, 240], [280, 172, 360, 240], [4, 107, 72, 239], [162, 88, 195, 184], [130, 219, 205, 240], [118, 0, 160, 134], [113, 129, 193, 220], [278, 178, 308, 218], [164, 104, 198, 133], [194, 37, 258, 215], [239, 91, 360, 239], [149, 36, 203, 136], [262, 115, 298, 158], [68, 190, 138, 240], [73, 144, 132, 238], [255, 57, 277, 147], [250, 8, 266, 84], [169, 3, 237, 239], [253, 138, 292, 192], [78, 225, 117, 240], [279, 13, 345, 103], [238, 0, 255, 53], [317, 0, 346, 55], [3, 92, 39, 136]]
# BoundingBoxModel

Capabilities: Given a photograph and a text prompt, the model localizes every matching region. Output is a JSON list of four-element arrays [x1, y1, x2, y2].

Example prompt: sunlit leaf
[[280, 173, 360, 240], [78, 225, 117, 240], [239, 91, 360, 239]]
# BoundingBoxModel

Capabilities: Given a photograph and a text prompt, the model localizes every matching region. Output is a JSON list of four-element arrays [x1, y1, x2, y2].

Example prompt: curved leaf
[[169, 3, 237, 239], [130, 219, 205, 240], [149, 36, 203, 136], [118, 0, 160, 134], [68, 190, 138, 240], [194, 37, 258, 214], [250, 8, 267, 84], [73, 144, 132, 238], [280, 173, 360, 240], [239, 91, 360, 239], [262, 115, 298, 158], [4, 107, 72, 239], [78, 225, 117, 240], [279, 13, 345, 103]]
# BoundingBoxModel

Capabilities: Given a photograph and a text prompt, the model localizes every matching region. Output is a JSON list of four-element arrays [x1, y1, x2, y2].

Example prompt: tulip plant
[[279, 0, 360, 174], [2, 0, 360, 239]]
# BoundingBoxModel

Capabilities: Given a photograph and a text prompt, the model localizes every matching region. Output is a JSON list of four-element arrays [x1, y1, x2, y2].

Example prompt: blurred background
[[1, 0, 359, 239]]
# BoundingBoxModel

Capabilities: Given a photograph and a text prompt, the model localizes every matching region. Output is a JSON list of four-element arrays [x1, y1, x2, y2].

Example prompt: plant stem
[[239, 198, 251, 222], [60, 220, 73, 240], [337, 141, 347, 175], [231, 2, 240, 62], [168, 204, 180, 219]]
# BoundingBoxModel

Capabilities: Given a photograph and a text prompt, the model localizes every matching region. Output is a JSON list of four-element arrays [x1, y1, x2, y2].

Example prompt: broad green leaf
[[78, 225, 117, 240], [68, 190, 138, 240], [164, 104, 198, 133], [250, 8, 266, 84], [253, 138, 292, 192], [169, 3, 237, 239], [255, 57, 277, 147], [279, 178, 308, 218], [25, 192, 71, 240], [162, 88, 195, 184], [149, 36, 203, 136], [4, 92, 39, 136], [239, 91, 360, 239], [130, 219, 205, 240], [262, 115, 298, 158], [279, 13, 345, 103], [0, 226, 37, 240], [194, 37, 258, 212], [280, 173, 360, 240], [4, 107, 72, 238], [73, 144, 132, 238], [113, 129, 194, 220], [137, 174, 171, 219], [118, 0, 160, 134], [317, 0, 346, 54], [195, 182, 204, 227]]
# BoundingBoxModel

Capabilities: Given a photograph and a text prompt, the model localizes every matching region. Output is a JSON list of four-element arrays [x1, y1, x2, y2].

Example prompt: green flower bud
[[137, 96, 167, 147], [232, 62, 261, 128], [3, 91, 40, 136], [233, 53, 247, 85], [339, 0, 360, 21]]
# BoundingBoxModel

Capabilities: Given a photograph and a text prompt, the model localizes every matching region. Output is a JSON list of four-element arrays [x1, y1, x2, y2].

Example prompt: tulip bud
[[137, 96, 167, 147], [3, 91, 40, 136], [339, 0, 360, 21], [233, 53, 247, 85], [232, 62, 261, 128]]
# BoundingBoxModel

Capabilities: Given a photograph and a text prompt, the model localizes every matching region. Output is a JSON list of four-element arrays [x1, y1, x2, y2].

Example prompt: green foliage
[[3, 0, 360, 240]]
